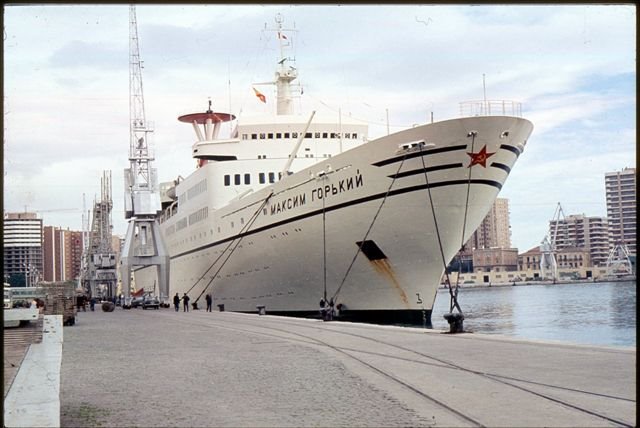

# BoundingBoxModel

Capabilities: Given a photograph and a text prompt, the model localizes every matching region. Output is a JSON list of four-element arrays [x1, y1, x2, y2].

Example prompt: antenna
[[482, 74, 487, 114]]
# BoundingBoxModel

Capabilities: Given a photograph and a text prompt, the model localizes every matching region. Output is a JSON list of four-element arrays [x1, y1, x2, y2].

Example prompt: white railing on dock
[[459, 100, 522, 117]]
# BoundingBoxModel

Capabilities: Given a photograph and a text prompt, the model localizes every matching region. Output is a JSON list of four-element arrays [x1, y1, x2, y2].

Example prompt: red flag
[[253, 87, 266, 103], [278, 32, 287, 40], [131, 288, 144, 297]]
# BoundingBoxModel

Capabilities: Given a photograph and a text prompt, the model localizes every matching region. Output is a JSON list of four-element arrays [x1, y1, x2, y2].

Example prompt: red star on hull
[[467, 145, 496, 168]]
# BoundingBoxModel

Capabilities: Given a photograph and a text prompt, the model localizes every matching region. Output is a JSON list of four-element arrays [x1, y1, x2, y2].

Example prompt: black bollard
[[443, 312, 464, 333]]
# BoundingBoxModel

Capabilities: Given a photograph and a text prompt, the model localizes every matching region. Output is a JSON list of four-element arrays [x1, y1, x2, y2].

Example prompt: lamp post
[[22, 263, 30, 288]]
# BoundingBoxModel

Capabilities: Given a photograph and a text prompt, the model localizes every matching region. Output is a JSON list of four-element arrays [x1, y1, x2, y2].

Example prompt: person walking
[[205, 294, 212, 312], [173, 293, 180, 312], [183, 293, 190, 312]]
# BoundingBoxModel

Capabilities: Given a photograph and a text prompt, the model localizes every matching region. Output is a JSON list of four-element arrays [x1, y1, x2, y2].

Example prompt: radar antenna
[[120, 5, 170, 307]]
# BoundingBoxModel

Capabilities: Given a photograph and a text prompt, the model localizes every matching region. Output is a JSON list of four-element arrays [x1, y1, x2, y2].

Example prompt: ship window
[[234, 174, 241, 185], [224, 175, 230, 186], [315, 132, 321, 138], [331, 133, 337, 138], [285, 132, 291, 138], [276, 133, 282, 138], [322, 132, 328, 138], [305, 132, 312, 138], [353, 133, 358, 139], [278, 172, 283, 180], [260, 133, 266, 139], [259, 173, 265, 184], [345, 133, 350, 139], [268, 133, 273, 139], [242, 134, 248, 140], [268, 172, 275, 183], [244, 173, 250, 185], [251, 134, 257, 139]]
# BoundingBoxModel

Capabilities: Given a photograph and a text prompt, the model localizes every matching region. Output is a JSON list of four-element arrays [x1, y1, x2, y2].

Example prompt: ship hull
[[136, 115, 533, 325]]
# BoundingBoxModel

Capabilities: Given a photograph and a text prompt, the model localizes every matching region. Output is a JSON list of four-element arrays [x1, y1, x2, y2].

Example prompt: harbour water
[[431, 280, 636, 347]]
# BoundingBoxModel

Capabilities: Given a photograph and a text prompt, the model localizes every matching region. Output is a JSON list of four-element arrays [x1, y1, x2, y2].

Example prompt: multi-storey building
[[550, 214, 610, 267], [3, 212, 44, 286], [43, 226, 83, 282], [605, 167, 636, 254], [517, 246, 591, 277], [473, 247, 518, 273], [465, 198, 512, 250]]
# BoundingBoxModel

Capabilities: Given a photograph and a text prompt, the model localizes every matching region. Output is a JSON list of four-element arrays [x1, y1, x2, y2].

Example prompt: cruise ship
[[135, 16, 534, 324]]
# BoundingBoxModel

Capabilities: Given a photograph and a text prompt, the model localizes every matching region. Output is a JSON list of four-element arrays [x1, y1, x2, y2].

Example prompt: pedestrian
[[90, 297, 96, 311], [173, 293, 180, 312], [205, 294, 212, 312], [183, 293, 190, 312]]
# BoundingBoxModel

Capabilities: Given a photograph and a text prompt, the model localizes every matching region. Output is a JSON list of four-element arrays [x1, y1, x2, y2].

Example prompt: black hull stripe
[[500, 144, 521, 156], [229, 309, 434, 326], [372, 144, 467, 167], [491, 162, 511, 173], [171, 178, 503, 261], [388, 163, 463, 179]]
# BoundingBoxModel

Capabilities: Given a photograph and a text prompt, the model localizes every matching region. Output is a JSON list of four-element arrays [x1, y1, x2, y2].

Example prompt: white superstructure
[[136, 15, 534, 324]]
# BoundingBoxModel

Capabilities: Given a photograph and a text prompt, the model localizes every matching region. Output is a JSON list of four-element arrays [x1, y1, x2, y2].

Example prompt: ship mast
[[120, 5, 170, 306], [254, 13, 298, 116]]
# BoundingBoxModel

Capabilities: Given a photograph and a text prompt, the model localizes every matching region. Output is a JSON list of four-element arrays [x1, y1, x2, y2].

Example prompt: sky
[[3, 4, 636, 253]]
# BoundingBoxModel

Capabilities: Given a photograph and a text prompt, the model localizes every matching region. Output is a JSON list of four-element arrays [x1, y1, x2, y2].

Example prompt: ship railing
[[459, 100, 522, 117]]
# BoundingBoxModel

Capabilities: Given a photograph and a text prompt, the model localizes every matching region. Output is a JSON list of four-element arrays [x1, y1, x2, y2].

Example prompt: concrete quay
[[60, 308, 635, 427], [4, 315, 64, 428]]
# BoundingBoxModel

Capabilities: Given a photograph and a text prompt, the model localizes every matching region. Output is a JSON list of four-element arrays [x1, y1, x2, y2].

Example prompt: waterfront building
[[605, 167, 636, 255], [3, 212, 44, 287], [472, 247, 519, 273], [43, 226, 83, 282], [550, 214, 610, 267]]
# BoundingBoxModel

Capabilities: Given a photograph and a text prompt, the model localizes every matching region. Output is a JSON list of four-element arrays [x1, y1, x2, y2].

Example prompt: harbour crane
[[119, 5, 169, 308], [539, 202, 567, 281], [80, 171, 118, 299], [605, 242, 635, 279]]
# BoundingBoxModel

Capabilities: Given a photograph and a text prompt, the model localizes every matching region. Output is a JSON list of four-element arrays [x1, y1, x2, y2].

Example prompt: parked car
[[142, 297, 160, 310], [130, 296, 145, 308]]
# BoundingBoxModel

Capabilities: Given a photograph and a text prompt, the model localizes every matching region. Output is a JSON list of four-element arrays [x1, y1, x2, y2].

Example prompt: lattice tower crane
[[119, 5, 169, 307], [539, 202, 567, 281], [81, 171, 118, 298]]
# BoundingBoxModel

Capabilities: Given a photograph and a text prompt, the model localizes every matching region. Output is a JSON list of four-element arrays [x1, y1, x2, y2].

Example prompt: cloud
[[3, 4, 636, 251], [48, 40, 126, 70]]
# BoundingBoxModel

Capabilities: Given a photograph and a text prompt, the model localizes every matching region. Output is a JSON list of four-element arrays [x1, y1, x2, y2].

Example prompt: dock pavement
[[58, 307, 635, 427]]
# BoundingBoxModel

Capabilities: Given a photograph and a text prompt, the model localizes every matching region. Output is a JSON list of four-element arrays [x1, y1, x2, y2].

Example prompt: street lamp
[[22, 263, 30, 288]]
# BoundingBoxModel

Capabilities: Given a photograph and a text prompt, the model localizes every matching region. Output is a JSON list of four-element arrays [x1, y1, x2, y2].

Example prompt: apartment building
[[3, 212, 44, 286], [43, 226, 83, 282], [605, 167, 636, 254], [550, 214, 610, 267]]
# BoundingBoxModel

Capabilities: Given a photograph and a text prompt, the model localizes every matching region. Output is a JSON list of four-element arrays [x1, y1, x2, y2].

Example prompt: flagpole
[[386, 108, 390, 136]]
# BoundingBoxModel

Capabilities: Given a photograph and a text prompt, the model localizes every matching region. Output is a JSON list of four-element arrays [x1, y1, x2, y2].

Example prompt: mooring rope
[[183, 192, 273, 303], [331, 153, 408, 302], [418, 144, 462, 314]]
